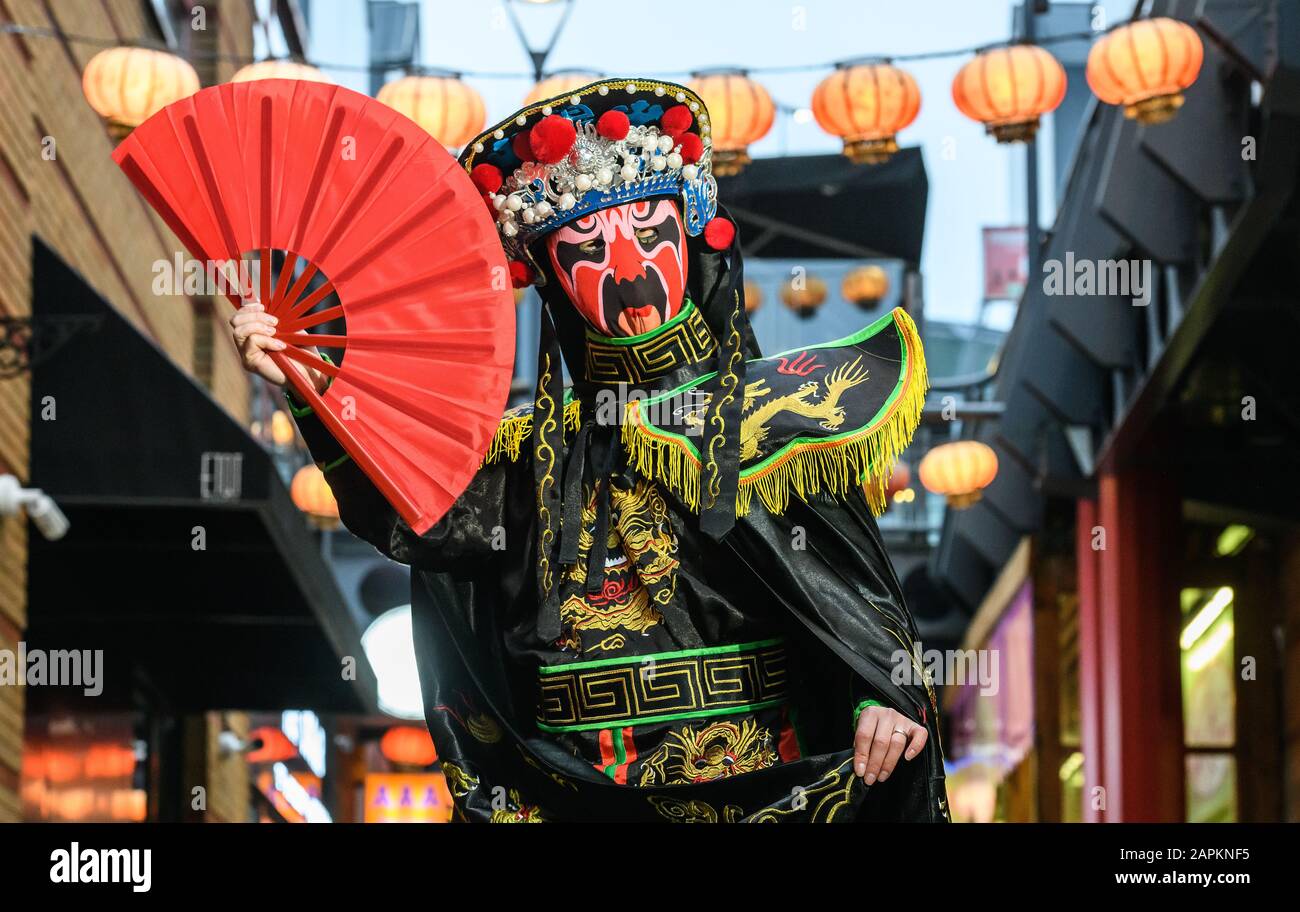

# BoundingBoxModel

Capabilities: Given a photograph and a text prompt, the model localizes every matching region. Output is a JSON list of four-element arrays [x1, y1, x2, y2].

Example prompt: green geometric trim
[[538, 636, 784, 676], [536, 697, 789, 734], [583, 297, 696, 347]]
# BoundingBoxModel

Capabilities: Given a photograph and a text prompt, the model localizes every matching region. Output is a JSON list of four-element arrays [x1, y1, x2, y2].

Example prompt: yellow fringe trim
[[622, 411, 704, 512], [483, 397, 582, 465], [622, 307, 928, 519]]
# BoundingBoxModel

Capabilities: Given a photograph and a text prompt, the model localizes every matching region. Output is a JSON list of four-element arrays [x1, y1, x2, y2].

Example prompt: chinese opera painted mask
[[545, 199, 688, 337]]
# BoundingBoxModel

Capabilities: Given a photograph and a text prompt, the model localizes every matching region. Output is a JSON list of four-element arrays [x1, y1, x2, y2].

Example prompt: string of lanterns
[[70, 17, 1204, 165], [67, 15, 1203, 517], [744, 265, 891, 320]]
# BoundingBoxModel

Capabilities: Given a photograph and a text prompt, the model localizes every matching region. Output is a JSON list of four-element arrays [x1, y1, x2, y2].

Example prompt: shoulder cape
[[481, 307, 926, 518], [622, 306, 926, 516]]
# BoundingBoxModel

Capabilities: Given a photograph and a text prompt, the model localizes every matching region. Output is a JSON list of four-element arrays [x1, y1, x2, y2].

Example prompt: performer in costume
[[232, 78, 948, 822]]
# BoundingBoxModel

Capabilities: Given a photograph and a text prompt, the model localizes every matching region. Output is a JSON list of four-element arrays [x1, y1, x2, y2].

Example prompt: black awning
[[716, 149, 928, 264], [25, 240, 377, 714]]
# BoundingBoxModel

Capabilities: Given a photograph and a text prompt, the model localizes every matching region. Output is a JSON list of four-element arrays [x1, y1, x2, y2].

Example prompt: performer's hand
[[853, 704, 927, 785], [230, 302, 328, 393]]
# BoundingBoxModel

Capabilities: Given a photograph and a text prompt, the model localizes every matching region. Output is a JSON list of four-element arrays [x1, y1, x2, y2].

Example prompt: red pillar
[[1075, 498, 1105, 822], [1077, 468, 1185, 821]]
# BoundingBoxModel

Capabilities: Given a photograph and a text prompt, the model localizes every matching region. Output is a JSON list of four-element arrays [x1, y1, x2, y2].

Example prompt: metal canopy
[[932, 0, 1300, 611], [26, 240, 378, 714], [716, 148, 928, 264]]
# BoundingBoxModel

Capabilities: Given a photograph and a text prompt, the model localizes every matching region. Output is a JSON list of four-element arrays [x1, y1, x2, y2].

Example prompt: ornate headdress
[[464, 80, 753, 648], [458, 78, 723, 285]]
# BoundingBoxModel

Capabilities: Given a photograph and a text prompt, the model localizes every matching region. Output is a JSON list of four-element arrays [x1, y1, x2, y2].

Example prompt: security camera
[[0, 474, 70, 541]]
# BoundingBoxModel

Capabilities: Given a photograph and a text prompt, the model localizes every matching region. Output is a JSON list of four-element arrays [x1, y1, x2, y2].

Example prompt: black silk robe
[[291, 310, 950, 823]]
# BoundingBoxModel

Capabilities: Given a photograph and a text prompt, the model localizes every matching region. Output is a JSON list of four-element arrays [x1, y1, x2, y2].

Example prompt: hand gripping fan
[[113, 79, 515, 533]]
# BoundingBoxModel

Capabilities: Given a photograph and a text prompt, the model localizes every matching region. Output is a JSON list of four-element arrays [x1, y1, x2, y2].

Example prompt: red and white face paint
[[545, 199, 688, 337]]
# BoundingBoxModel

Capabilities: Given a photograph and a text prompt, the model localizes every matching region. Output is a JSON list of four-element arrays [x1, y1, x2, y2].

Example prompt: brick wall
[[204, 712, 252, 823], [0, 0, 255, 823]]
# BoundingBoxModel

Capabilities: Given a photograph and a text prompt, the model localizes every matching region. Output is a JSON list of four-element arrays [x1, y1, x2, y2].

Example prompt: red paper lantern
[[1087, 18, 1204, 124], [780, 275, 828, 319], [291, 463, 339, 528], [812, 62, 921, 164], [524, 71, 600, 105], [377, 75, 486, 149], [919, 441, 999, 508], [380, 726, 438, 767], [886, 461, 912, 498], [952, 45, 1067, 143], [82, 47, 200, 137], [842, 265, 890, 309], [232, 60, 331, 85], [689, 70, 775, 176]]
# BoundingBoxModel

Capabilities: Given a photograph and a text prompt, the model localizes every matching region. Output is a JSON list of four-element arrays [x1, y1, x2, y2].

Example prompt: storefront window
[[1058, 588, 1082, 822], [944, 583, 1034, 822], [21, 714, 147, 822], [1179, 586, 1237, 822]]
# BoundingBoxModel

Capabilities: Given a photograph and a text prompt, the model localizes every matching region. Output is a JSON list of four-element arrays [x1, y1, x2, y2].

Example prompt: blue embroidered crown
[[459, 79, 719, 281]]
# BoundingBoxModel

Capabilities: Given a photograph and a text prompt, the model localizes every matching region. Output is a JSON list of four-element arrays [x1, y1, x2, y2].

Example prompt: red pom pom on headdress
[[677, 132, 704, 164], [661, 104, 693, 136], [511, 131, 534, 161], [596, 110, 630, 140], [508, 260, 535, 288], [470, 163, 503, 194], [529, 114, 577, 164], [703, 217, 735, 251]]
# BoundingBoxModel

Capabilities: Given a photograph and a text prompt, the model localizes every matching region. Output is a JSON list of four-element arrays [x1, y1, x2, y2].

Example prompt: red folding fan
[[113, 79, 515, 534]]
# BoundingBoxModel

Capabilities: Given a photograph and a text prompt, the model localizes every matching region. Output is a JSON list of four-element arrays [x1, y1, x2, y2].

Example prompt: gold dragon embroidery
[[637, 719, 779, 787], [558, 480, 679, 651], [739, 356, 869, 459], [489, 789, 545, 823], [647, 796, 745, 823], [441, 761, 479, 798], [682, 356, 870, 460], [745, 758, 860, 823]]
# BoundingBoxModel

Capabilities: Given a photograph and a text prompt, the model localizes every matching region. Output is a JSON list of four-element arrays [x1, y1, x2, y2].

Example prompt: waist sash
[[536, 638, 789, 732]]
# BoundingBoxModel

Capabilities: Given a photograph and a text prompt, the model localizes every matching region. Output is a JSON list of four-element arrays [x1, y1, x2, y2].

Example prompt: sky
[[303, 0, 1138, 327]]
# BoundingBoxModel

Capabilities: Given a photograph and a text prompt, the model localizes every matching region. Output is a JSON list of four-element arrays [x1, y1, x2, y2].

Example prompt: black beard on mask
[[599, 265, 669, 335]]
